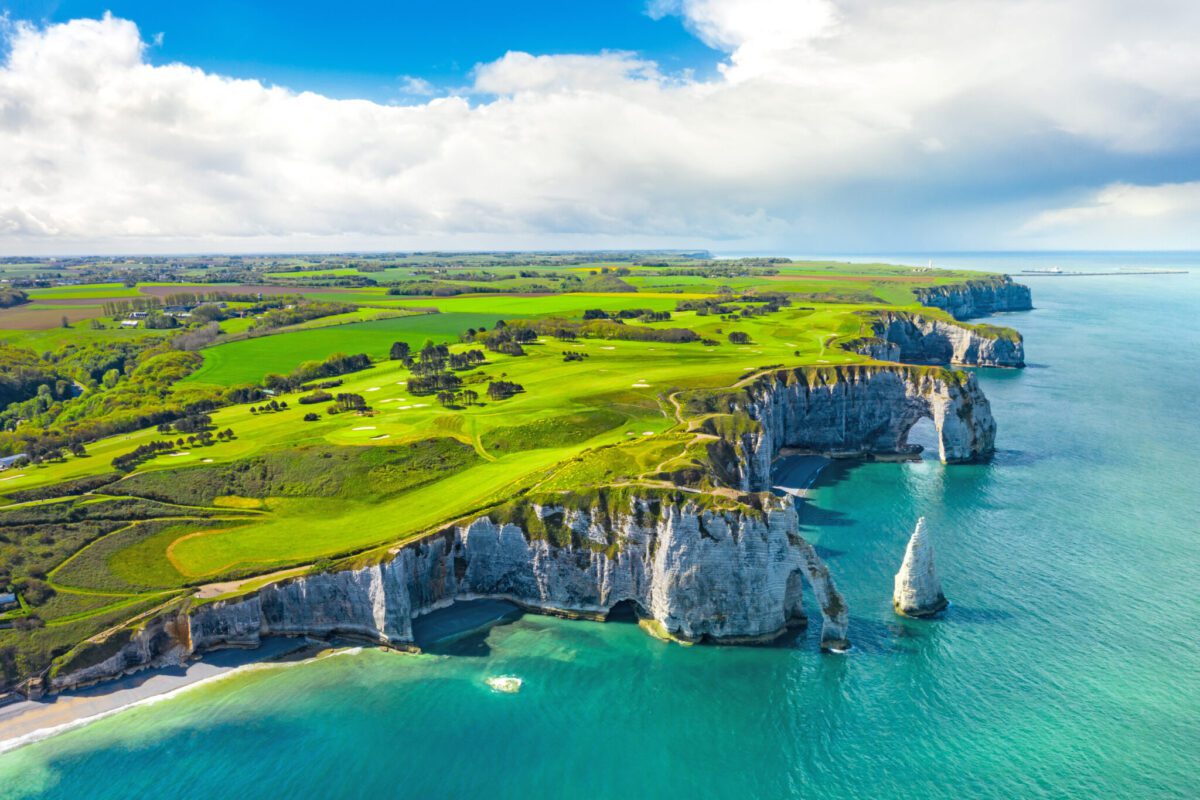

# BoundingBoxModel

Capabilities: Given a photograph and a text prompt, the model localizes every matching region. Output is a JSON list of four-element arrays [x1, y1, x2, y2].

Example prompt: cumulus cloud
[[0, 4, 1198, 253]]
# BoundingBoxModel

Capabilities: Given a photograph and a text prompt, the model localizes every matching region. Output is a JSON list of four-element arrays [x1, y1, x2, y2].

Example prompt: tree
[[389, 341, 411, 361], [304, 412, 320, 421], [223, 428, 234, 439], [60, 315, 70, 328], [436, 391, 455, 407], [728, 331, 751, 345], [461, 389, 479, 406]]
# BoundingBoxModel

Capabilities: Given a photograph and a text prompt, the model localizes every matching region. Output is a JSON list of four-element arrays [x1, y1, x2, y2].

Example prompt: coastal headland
[[0, 255, 1031, 734]]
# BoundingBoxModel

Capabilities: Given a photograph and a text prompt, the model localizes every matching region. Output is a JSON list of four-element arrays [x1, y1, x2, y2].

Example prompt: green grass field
[[184, 312, 508, 386]]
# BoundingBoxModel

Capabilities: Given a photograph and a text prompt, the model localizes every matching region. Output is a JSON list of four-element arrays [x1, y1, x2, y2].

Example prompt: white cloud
[[396, 75, 437, 96], [1019, 181, 1200, 247], [0, 5, 1198, 253]]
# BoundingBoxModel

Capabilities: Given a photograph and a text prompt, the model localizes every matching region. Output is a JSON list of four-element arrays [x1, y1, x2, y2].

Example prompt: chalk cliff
[[48, 494, 850, 692], [854, 311, 1024, 368], [893, 517, 948, 617], [915, 276, 1032, 320], [699, 365, 996, 491]]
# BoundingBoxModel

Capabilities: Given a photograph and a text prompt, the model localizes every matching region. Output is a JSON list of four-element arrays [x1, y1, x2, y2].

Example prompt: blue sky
[[0, 1, 1198, 254], [2, 1, 720, 99]]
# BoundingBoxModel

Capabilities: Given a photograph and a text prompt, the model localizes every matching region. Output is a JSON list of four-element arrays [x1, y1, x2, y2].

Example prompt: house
[[120, 319, 140, 328], [0, 454, 27, 470], [0, 592, 17, 611], [129, 311, 148, 319]]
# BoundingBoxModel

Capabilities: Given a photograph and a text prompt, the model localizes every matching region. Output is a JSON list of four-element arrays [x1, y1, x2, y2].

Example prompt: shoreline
[[0, 601, 528, 755], [0, 636, 316, 755], [771, 454, 831, 498]]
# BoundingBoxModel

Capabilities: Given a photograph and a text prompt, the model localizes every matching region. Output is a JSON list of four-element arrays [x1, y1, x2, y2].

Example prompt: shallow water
[[2, 257, 1198, 799]]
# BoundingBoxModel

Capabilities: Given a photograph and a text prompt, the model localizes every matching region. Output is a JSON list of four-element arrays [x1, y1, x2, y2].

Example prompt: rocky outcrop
[[48, 494, 850, 691], [710, 366, 996, 491], [45, 614, 191, 694], [858, 312, 1024, 368], [893, 517, 947, 617], [915, 276, 1032, 320]]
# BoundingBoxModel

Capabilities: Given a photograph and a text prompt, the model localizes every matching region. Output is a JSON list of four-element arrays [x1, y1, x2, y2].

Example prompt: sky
[[0, 0, 1198, 255]]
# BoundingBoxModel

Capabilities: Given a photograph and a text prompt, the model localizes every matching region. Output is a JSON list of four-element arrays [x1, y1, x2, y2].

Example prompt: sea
[[1, 252, 1198, 799]]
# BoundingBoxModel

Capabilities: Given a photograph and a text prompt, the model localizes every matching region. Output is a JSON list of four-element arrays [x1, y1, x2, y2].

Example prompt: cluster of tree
[[676, 298, 737, 315], [728, 332, 752, 344], [386, 281, 536, 297], [155, 413, 211, 434], [0, 343, 73, 410], [0, 288, 28, 308], [582, 308, 671, 322], [299, 378, 343, 391], [329, 393, 369, 413], [249, 400, 288, 413], [407, 371, 462, 396], [474, 323, 537, 354], [298, 391, 333, 405], [436, 388, 479, 407], [0, 345, 217, 457], [487, 380, 524, 401], [262, 352, 371, 393], [111, 439, 182, 472], [562, 350, 589, 362], [249, 300, 357, 331], [586, 266, 633, 276], [492, 318, 700, 344], [274, 275, 378, 288], [303, 412, 321, 421], [403, 341, 490, 395], [101, 298, 165, 316], [410, 342, 450, 373], [171, 322, 223, 351], [110, 427, 235, 471]]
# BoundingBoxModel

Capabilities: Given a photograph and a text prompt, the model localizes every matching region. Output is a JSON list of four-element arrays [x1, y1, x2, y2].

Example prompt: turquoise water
[[3, 258, 1199, 799]]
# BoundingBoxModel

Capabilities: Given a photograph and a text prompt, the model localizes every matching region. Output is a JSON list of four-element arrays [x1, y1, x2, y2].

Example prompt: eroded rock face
[[730, 367, 996, 491], [893, 517, 947, 617], [867, 313, 1024, 368], [915, 276, 1033, 320], [51, 497, 851, 690]]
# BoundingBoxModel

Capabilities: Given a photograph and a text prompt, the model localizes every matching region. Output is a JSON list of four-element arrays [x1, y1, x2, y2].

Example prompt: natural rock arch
[[733, 366, 997, 490]]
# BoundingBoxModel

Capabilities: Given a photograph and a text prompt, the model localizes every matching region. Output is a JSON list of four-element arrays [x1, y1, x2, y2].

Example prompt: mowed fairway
[[183, 311, 510, 386]]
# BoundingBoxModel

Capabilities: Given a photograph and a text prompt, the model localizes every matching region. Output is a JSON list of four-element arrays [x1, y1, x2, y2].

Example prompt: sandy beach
[[771, 454, 831, 497], [0, 637, 310, 754]]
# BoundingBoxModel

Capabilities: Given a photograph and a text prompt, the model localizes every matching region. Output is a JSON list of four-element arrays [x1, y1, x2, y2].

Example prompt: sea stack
[[893, 517, 948, 617]]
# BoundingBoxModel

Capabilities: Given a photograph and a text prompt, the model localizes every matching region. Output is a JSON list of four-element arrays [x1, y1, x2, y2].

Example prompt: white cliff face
[[915, 277, 1033, 320], [51, 496, 850, 691], [729, 366, 996, 491], [893, 517, 947, 617], [868, 313, 1024, 368]]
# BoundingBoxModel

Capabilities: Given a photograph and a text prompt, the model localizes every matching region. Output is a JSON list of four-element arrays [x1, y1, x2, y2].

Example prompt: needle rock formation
[[893, 517, 948, 617]]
